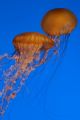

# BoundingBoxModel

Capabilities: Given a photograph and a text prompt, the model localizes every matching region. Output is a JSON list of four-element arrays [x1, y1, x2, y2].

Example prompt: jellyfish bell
[[13, 32, 54, 61], [13, 32, 54, 52], [41, 8, 77, 36], [0, 32, 54, 116]]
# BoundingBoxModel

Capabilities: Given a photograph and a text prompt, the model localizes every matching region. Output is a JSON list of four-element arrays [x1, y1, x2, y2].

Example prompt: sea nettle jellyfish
[[0, 32, 54, 116], [41, 8, 77, 56]]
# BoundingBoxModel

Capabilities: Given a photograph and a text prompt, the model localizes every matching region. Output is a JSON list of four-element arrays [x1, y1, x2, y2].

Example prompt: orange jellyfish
[[41, 8, 77, 56], [0, 32, 54, 116]]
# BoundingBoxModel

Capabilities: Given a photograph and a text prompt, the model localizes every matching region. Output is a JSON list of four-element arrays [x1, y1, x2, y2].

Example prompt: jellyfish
[[34, 8, 78, 100], [41, 8, 77, 57], [0, 32, 54, 116]]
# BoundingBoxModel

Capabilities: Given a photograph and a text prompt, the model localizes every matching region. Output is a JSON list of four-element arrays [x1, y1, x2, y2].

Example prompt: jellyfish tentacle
[[0, 55, 19, 98], [42, 34, 70, 93], [0, 67, 31, 115], [0, 53, 15, 66], [0, 57, 23, 115], [59, 34, 70, 57], [0, 53, 9, 60], [3, 53, 26, 81], [27, 50, 49, 80], [3, 63, 18, 79], [0, 72, 21, 115], [34, 50, 49, 67], [0, 55, 36, 115], [12, 65, 33, 94]]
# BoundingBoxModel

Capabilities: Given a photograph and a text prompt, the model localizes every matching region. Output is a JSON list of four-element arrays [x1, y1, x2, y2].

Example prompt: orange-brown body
[[13, 32, 54, 54], [41, 8, 77, 36]]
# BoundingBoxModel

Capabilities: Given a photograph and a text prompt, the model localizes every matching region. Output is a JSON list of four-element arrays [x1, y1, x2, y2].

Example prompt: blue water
[[0, 0, 80, 120]]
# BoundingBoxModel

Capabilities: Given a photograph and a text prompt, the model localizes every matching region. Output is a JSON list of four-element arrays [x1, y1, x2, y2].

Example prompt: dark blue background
[[0, 0, 80, 120]]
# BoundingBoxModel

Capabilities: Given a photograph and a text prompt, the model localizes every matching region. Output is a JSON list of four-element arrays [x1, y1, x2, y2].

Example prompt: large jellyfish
[[41, 8, 77, 57], [0, 32, 54, 116]]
